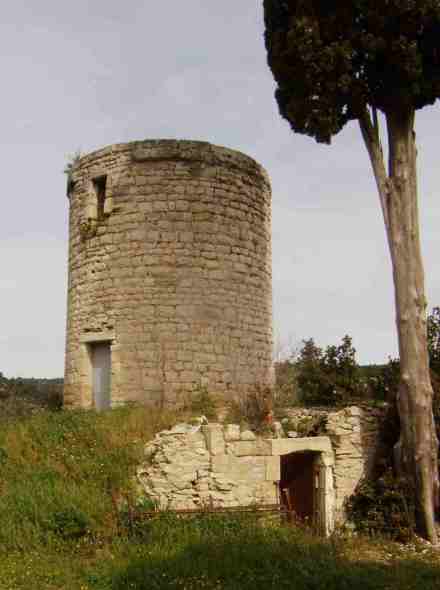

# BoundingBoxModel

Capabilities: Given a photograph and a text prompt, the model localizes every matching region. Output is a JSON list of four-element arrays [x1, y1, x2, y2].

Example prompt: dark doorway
[[280, 451, 316, 524]]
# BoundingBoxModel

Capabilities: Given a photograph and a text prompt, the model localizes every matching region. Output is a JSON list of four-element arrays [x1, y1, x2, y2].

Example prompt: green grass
[[0, 406, 439, 590], [0, 405, 177, 552]]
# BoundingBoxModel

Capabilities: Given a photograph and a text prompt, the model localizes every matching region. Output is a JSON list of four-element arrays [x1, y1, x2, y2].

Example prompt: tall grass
[[0, 405, 177, 552], [107, 515, 440, 590], [1, 406, 439, 590]]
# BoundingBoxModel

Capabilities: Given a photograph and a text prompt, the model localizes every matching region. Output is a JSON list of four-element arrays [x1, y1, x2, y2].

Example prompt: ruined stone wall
[[136, 406, 385, 530], [137, 422, 280, 510], [64, 140, 272, 408], [284, 405, 384, 519]]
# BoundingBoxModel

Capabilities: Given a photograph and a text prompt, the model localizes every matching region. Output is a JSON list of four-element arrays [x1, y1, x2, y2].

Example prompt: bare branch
[[372, 107, 379, 141], [358, 109, 391, 232]]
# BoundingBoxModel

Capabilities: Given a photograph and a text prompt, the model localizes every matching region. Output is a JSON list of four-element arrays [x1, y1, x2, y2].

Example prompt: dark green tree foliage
[[264, 0, 440, 143], [296, 335, 362, 405], [264, 1, 440, 541]]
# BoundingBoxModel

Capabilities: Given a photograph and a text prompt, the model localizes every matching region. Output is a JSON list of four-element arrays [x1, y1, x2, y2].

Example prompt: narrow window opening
[[93, 175, 107, 220], [67, 179, 76, 199]]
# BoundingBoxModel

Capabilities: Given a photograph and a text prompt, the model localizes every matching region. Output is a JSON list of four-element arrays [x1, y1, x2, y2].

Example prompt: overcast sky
[[1, 1, 439, 378]]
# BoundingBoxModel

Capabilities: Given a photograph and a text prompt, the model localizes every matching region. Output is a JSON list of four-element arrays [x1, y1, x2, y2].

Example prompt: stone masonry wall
[[136, 406, 384, 527], [284, 405, 384, 520], [64, 140, 272, 408], [137, 422, 279, 509]]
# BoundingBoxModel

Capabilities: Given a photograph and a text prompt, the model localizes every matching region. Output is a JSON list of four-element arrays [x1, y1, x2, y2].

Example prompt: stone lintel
[[269, 436, 333, 457], [231, 441, 257, 456], [80, 331, 115, 344], [231, 439, 272, 457]]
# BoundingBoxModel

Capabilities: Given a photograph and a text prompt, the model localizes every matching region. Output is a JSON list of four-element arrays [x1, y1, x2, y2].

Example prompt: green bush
[[296, 336, 363, 406], [51, 508, 90, 540], [186, 386, 218, 420], [346, 470, 415, 542]]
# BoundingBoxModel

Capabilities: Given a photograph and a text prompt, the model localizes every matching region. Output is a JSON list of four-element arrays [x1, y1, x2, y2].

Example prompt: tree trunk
[[360, 107, 439, 542]]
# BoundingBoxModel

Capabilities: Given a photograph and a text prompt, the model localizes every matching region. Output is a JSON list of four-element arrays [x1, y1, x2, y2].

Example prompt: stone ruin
[[136, 405, 385, 535]]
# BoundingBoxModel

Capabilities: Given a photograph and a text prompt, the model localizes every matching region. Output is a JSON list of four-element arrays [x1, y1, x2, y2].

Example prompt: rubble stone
[[136, 406, 384, 532]]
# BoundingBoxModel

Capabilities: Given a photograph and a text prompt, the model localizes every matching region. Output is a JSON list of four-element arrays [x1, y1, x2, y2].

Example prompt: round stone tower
[[63, 140, 272, 409]]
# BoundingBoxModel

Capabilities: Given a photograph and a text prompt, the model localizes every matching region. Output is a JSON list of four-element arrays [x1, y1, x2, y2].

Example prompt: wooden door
[[280, 451, 315, 525]]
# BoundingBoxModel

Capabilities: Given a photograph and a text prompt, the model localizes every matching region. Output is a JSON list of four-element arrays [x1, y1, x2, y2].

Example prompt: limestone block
[[256, 439, 273, 455], [202, 424, 225, 456], [211, 454, 234, 473], [212, 476, 234, 492], [265, 456, 280, 481], [231, 441, 258, 456], [224, 424, 240, 441], [256, 481, 278, 503], [164, 424, 191, 436], [270, 436, 333, 457], [240, 430, 256, 441]]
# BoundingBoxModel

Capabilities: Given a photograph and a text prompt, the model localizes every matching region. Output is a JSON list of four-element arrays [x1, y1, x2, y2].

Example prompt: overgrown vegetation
[[0, 390, 440, 587], [1, 307, 439, 586], [347, 469, 416, 543], [265, 0, 440, 541], [274, 308, 440, 409], [226, 384, 274, 432], [0, 405, 177, 554], [0, 405, 439, 590], [184, 385, 218, 420], [0, 372, 62, 420]]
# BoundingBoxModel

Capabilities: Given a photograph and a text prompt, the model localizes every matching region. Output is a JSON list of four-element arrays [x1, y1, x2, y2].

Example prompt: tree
[[296, 335, 362, 405], [428, 307, 440, 374], [264, 1, 440, 541]]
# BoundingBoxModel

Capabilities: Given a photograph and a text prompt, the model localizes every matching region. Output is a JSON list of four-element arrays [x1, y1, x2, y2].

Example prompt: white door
[[92, 343, 111, 410]]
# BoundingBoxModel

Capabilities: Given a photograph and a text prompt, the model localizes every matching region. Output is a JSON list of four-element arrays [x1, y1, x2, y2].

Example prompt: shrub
[[296, 336, 363, 406], [50, 508, 90, 540], [186, 386, 218, 420], [225, 384, 274, 432], [346, 470, 415, 542]]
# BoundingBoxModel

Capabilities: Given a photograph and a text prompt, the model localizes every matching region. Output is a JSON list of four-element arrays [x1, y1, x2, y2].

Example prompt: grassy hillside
[[0, 405, 440, 589]]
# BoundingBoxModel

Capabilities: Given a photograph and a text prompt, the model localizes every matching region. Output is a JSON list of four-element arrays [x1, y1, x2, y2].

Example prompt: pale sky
[[1, 1, 439, 378]]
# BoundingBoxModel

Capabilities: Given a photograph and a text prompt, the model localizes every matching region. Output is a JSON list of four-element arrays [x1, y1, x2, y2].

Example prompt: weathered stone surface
[[63, 139, 273, 408], [265, 456, 280, 481], [230, 441, 258, 456], [135, 406, 384, 535], [224, 424, 240, 441], [270, 436, 333, 457], [202, 424, 225, 456], [240, 430, 257, 441]]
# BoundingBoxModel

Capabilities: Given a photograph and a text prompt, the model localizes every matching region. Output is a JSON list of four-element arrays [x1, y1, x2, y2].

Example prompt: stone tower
[[63, 140, 272, 409]]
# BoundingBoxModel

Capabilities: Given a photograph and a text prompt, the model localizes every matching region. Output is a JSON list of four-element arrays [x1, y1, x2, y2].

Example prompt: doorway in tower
[[89, 342, 111, 411]]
